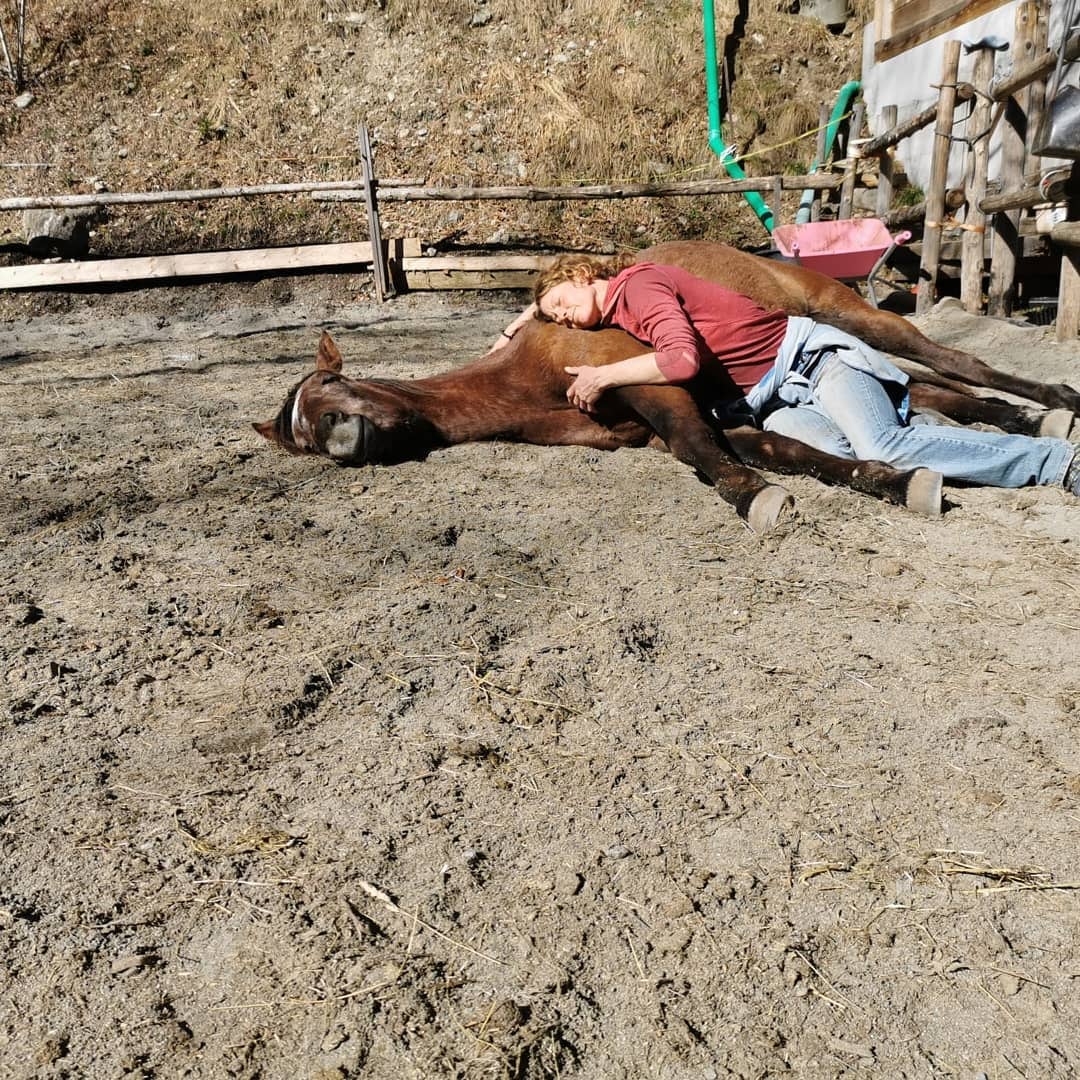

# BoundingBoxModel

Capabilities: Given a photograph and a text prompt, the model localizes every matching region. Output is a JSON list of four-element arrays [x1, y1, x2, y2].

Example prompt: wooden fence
[[2, 28, 1077, 339]]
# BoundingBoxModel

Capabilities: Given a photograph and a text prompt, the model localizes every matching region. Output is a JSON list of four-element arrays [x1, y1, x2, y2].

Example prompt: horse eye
[[321, 374, 340, 385]]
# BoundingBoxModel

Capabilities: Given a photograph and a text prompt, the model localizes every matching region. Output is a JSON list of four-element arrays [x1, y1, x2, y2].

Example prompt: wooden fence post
[[988, 0, 1038, 316], [876, 104, 898, 219], [1025, 0, 1051, 158], [917, 39, 961, 314], [961, 47, 996, 313], [358, 124, 394, 303], [1056, 163, 1080, 340], [839, 102, 865, 220]]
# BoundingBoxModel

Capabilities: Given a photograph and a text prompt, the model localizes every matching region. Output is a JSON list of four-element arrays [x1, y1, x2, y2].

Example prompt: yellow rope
[[558, 110, 857, 186]]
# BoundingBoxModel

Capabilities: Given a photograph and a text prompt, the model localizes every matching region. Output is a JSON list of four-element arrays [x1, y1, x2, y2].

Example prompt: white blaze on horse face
[[291, 375, 365, 460], [291, 379, 318, 450]]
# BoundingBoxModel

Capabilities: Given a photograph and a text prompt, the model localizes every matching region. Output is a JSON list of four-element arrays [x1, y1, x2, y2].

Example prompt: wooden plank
[[1056, 250, 1080, 339], [400, 255, 554, 272], [961, 47, 995, 313], [917, 40, 961, 314], [875, 0, 1012, 61], [0, 239, 422, 290]]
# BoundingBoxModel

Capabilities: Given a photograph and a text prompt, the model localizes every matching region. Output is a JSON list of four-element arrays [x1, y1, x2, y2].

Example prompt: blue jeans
[[762, 352, 1074, 489]]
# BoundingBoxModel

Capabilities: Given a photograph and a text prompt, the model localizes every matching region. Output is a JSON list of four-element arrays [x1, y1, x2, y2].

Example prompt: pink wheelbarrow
[[771, 218, 912, 309]]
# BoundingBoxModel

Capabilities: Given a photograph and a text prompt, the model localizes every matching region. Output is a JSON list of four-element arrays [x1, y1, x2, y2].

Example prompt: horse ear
[[316, 331, 344, 373], [252, 419, 282, 445]]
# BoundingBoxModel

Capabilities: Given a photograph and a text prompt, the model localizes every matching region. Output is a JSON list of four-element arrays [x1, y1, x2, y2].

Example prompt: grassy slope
[[1, 0, 863, 257]]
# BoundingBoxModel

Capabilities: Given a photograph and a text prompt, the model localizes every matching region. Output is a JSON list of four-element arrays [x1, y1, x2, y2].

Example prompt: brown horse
[[255, 326, 950, 532], [255, 241, 1076, 531]]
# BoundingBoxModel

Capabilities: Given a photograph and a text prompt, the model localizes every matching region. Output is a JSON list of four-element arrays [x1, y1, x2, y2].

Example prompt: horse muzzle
[[319, 412, 375, 464]]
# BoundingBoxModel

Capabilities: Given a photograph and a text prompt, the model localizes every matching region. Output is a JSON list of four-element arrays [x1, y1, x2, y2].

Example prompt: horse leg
[[719, 424, 943, 517], [615, 385, 793, 532], [907, 382, 1074, 438], [809, 284, 1080, 413]]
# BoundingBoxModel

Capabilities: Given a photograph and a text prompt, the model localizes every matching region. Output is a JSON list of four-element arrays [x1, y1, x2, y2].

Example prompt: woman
[[496, 254, 1080, 495]]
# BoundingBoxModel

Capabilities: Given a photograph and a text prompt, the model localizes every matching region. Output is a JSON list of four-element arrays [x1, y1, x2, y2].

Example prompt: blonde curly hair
[[533, 252, 636, 318]]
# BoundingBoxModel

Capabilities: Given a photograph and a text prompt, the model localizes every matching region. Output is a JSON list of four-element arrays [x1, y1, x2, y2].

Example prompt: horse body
[[256, 239, 1077, 531], [257, 326, 943, 532]]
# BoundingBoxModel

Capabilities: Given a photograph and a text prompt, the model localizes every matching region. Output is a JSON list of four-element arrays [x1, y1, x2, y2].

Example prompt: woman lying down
[[492, 254, 1080, 498]]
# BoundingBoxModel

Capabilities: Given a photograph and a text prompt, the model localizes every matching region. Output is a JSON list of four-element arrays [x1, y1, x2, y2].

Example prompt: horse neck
[[386, 354, 530, 443]]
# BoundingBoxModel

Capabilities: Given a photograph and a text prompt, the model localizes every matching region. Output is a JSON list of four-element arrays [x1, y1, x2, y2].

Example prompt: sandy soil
[[2, 287, 1080, 1079]]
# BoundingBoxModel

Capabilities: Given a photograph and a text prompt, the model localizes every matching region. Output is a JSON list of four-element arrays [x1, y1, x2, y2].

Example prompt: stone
[[21, 209, 94, 259], [13, 91, 34, 109]]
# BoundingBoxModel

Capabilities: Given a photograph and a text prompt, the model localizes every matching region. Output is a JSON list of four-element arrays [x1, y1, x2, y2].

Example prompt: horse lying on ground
[[259, 324, 1048, 532], [255, 240, 1077, 530]]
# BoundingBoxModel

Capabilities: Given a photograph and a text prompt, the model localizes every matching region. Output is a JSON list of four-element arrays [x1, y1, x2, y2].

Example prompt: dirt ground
[[2, 281, 1080, 1079]]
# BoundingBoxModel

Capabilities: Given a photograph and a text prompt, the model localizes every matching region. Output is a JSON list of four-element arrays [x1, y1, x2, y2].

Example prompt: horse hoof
[[747, 485, 793, 532], [1039, 408, 1074, 439], [906, 468, 943, 517]]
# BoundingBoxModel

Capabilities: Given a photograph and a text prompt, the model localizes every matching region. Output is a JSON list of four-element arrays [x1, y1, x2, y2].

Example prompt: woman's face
[[538, 279, 603, 328]]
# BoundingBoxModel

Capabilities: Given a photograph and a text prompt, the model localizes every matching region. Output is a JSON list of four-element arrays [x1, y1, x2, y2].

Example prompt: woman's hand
[[486, 303, 538, 354], [564, 365, 612, 412], [565, 353, 669, 412]]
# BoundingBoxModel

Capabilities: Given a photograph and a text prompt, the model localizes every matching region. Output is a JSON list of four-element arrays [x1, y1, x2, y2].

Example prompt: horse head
[[254, 331, 444, 465]]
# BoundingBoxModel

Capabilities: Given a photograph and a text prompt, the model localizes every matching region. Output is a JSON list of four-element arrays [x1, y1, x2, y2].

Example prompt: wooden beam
[[812, 101, 830, 223], [980, 184, 1047, 213], [988, 0, 1038, 316], [988, 49, 1055, 103], [917, 40, 961, 314], [875, 105, 898, 219], [0, 179, 424, 213], [1050, 221, 1080, 247], [0, 239, 422, 290], [839, 103, 865, 220], [1055, 164, 1080, 340], [313, 175, 845, 204], [961, 47, 995, 313], [861, 86, 974, 156]]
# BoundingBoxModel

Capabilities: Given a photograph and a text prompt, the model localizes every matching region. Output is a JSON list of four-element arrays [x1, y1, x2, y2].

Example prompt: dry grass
[[2, 0, 865, 256]]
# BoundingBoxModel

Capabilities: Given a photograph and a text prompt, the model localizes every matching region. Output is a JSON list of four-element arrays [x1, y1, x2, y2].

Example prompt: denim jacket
[[743, 316, 910, 416]]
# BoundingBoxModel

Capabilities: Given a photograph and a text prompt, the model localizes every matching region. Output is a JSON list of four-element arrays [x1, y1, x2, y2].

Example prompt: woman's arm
[[564, 352, 668, 412], [488, 302, 539, 352]]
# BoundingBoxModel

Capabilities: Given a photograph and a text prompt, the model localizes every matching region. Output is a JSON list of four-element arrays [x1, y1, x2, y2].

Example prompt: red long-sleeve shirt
[[601, 263, 788, 392]]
